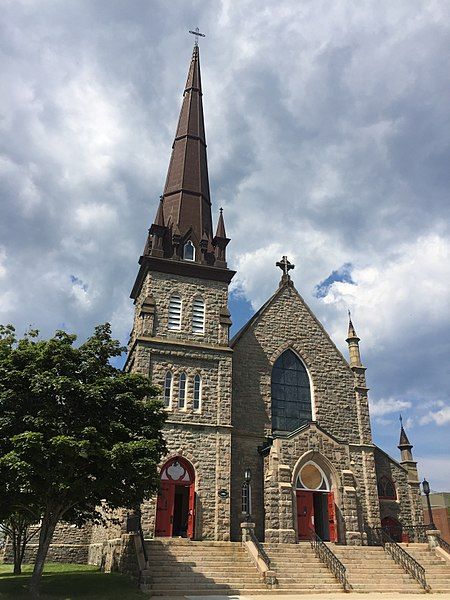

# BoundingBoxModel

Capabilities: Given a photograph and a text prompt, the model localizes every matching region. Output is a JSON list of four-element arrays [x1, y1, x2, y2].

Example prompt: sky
[[1, 0, 449, 490]]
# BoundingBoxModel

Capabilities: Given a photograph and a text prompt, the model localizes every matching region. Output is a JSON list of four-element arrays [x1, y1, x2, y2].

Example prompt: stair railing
[[308, 530, 352, 592], [371, 527, 430, 592], [435, 535, 450, 555], [247, 526, 272, 569], [241, 522, 277, 586]]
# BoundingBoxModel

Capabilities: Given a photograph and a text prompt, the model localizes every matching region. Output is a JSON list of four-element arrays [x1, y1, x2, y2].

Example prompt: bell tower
[[126, 43, 234, 541]]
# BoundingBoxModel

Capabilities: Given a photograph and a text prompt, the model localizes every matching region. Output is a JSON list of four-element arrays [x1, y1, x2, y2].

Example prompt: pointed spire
[[398, 415, 412, 449], [347, 310, 359, 341], [398, 415, 416, 472], [158, 43, 213, 258], [215, 207, 226, 239], [346, 311, 362, 367]]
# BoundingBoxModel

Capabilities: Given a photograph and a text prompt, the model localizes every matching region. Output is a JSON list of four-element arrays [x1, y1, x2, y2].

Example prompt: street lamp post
[[422, 478, 436, 530], [242, 468, 252, 522]]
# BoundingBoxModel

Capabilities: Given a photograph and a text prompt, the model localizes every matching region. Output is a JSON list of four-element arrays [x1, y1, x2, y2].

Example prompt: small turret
[[398, 415, 414, 463], [345, 312, 372, 444], [213, 208, 230, 268], [398, 415, 419, 483], [346, 312, 362, 367]]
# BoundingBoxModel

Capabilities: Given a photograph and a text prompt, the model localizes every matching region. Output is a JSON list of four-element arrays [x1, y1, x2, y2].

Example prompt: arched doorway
[[155, 457, 195, 539], [381, 516, 403, 542], [295, 461, 337, 542]]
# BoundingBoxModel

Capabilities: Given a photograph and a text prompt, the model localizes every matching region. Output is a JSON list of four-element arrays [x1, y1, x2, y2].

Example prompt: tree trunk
[[12, 528, 21, 575], [29, 509, 60, 597]]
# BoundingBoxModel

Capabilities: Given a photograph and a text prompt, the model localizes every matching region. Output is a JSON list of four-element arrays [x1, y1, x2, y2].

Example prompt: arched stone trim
[[292, 450, 341, 504], [269, 345, 316, 421], [159, 451, 199, 491]]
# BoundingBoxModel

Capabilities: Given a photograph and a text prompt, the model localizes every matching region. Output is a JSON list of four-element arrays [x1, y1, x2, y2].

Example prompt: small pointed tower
[[398, 416, 419, 482], [126, 41, 234, 541], [346, 313, 372, 444], [398, 416, 422, 526]]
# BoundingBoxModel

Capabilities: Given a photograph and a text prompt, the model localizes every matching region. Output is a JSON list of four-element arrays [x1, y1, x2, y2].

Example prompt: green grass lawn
[[0, 563, 147, 599]]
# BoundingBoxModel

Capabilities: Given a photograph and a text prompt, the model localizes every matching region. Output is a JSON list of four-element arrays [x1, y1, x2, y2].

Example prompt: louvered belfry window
[[192, 297, 205, 334], [168, 294, 182, 330]]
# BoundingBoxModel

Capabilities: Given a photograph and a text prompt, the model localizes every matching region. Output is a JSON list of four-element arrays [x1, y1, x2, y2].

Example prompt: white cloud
[[420, 405, 450, 426], [416, 456, 450, 492], [369, 397, 412, 418], [0, 0, 449, 487]]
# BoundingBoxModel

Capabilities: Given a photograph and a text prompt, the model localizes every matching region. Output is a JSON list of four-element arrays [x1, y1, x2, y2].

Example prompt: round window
[[300, 464, 322, 489]]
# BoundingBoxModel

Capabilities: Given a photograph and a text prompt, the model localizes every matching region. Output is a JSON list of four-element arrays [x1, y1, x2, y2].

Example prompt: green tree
[[0, 323, 166, 596]]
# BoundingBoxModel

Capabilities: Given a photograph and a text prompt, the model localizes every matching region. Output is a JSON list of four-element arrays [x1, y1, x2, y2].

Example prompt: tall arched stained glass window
[[271, 349, 312, 434]]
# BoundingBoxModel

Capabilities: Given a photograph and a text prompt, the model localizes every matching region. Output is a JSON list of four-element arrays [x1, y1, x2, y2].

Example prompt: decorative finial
[[276, 256, 295, 284], [348, 309, 351, 320], [220, 207, 223, 214], [399, 414, 403, 426], [189, 27, 206, 47]]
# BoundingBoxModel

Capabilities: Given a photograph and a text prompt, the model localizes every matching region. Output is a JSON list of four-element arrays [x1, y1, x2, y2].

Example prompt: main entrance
[[155, 457, 195, 538], [295, 461, 337, 542]]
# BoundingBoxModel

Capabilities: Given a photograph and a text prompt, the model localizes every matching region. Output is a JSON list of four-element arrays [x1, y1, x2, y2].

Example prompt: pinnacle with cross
[[276, 256, 295, 285]]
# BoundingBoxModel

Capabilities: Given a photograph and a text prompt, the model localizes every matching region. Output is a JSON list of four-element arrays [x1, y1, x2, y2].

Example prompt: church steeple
[[141, 43, 230, 271]]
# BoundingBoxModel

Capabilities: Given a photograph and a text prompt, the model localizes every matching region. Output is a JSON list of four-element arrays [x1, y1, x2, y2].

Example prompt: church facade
[[125, 43, 423, 547]]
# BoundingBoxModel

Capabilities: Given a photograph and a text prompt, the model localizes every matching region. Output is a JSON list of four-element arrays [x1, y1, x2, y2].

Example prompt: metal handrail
[[247, 527, 271, 568], [436, 535, 450, 555], [308, 530, 351, 592], [372, 527, 430, 592]]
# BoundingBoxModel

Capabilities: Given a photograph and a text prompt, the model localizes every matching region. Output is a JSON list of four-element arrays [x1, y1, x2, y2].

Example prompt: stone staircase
[[141, 539, 267, 596], [262, 542, 344, 593], [400, 542, 450, 593], [330, 544, 424, 593]]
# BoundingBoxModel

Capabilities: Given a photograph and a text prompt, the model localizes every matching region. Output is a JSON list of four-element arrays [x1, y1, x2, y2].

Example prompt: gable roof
[[230, 280, 352, 371]]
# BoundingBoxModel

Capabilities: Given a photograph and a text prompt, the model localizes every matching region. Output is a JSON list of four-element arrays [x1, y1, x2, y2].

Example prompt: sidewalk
[[153, 595, 450, 600]]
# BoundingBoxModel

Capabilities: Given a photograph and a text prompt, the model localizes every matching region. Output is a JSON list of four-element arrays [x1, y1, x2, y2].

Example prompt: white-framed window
[[163, 371, 173, 408], [178, 372, 187, 410], [168, 294, 182, 330], [192, 297, 205, 335], [183, 241, 195, 261], [193, 374, 202, 412]]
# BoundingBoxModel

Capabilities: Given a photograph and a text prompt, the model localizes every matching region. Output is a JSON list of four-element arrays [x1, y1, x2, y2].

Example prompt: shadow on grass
[[0, 564, 146, 599]]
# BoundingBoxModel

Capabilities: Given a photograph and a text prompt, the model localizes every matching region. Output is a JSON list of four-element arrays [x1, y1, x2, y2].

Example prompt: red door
[[187, 486, 196, 539], [155, 480, 175, 537], [327, 492, 337, 542], [296, 490, 314, 540]]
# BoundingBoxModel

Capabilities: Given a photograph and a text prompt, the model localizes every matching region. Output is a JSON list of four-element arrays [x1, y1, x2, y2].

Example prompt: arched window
[[192, 297, 205, 335], [183, 241, 195, 261], [271, 349, 312, 433], [178, 373, 186, 409], [168, 294, 182, 330], [377, 476, 397, 500], [193, 374, 201, 411], [164, 371, 173, 408]]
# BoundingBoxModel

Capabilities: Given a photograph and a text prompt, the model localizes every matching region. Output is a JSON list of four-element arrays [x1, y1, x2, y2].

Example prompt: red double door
[[155, 458, 195, 539], [296, 490, 337, 542]]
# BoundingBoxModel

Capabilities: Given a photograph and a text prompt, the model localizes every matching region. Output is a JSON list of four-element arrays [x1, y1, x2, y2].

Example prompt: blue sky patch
[[314, 263, 355, 299]]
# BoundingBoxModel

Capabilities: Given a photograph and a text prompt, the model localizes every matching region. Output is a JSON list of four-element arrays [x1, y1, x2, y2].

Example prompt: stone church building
[[124, 43, 423, 548]]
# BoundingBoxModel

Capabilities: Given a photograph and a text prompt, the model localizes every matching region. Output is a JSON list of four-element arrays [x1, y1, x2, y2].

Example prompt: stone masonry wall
[[374, 448, 424, 529], [231, 282, 372, 541], [126, 269, 233, 541]]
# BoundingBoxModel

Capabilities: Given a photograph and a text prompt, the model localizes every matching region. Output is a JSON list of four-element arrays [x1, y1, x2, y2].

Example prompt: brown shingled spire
[[215, 207, 227, 238], [160, 44, 213, 258], [213, 208, 230, 268]]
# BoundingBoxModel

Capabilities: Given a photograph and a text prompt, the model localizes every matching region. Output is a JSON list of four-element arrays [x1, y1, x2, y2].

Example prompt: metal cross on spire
[[189, 27, 206, 46], [276, 255, 295, 277]]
